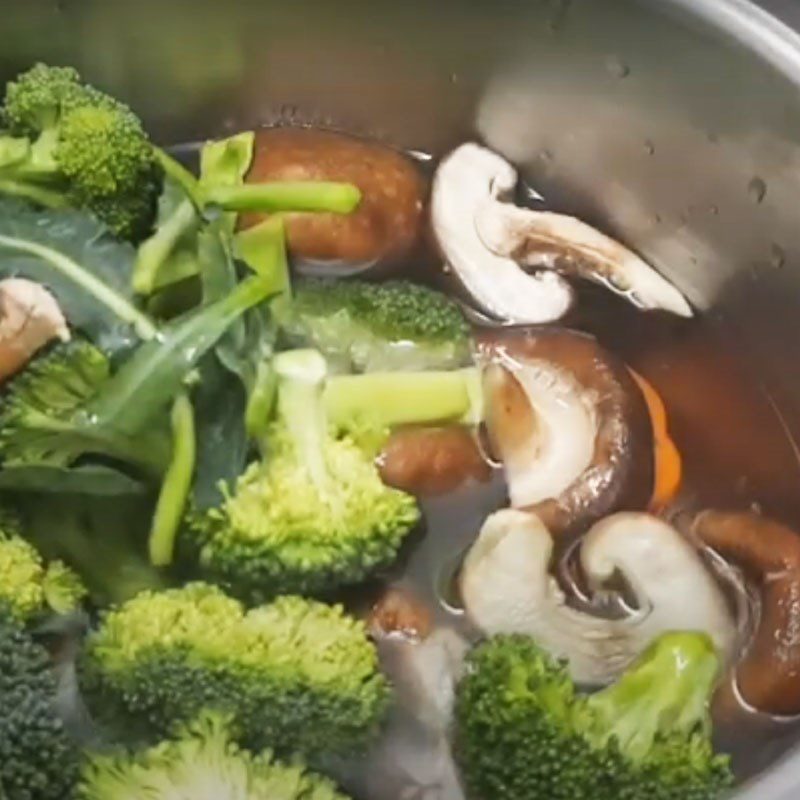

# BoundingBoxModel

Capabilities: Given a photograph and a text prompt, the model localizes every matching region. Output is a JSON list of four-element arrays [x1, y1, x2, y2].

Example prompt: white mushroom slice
[[479, 328, 653, 535], [0, 278, 70, 382], [461, 508, 735, 685], [484, 357, 597, 509], [431, 143, 574, 324], [432, 142, 692, 320], [476, 195, 693, 317]]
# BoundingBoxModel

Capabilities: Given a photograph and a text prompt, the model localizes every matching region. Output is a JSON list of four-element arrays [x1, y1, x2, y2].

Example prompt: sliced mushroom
[[241, 127, 426, 274], [479, 328, 653, 535], [432, 142, 692, 322], [0, 278, 70, 382], [461, 509, 735, 685], [378, 426, 492, 497], [368, 585, 432, 642], [431, 143, 574, 323], [692, 510, 800, 716]]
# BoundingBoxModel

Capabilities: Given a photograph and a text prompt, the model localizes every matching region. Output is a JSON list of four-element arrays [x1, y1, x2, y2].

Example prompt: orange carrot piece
[[629, 369, 683, 510]]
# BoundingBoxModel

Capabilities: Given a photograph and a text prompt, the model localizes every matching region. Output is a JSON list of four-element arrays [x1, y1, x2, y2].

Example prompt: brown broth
[[172, 137, 800, 795]]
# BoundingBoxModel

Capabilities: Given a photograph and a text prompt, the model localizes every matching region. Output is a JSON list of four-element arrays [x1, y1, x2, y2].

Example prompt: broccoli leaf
[[0, 464, 147, 496], [87, 274, 275, 437], [0, 197, 156, 354], [191, 355, 248, 511], [14, 492, 168, 607], [132, 172, 200, 295]]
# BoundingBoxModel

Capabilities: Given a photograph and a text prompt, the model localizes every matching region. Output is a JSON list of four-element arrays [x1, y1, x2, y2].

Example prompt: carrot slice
[[629, 369, 683, 510]]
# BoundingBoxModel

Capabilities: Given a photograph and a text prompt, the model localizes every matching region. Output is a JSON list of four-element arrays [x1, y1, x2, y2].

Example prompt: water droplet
[[522, 182, 546, 202], [748, 176, 767, 204], [709, 205, 719, 216], [653, 213, 662, 224], [449, 73, 459, 84], [750, 501, 763, 515], [770, 243, 785, 269], [643, 139, 655, 155], [605, 55, 630, 79], [539, 149, 554, 165], [407, 149, 434, 163]]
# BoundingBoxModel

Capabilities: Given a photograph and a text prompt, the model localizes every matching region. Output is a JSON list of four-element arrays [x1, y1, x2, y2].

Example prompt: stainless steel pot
[[3, 0, 800, 796]]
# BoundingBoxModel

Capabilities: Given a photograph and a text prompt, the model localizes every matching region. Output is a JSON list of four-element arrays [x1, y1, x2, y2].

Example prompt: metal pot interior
[[3, 0, 800, 796]]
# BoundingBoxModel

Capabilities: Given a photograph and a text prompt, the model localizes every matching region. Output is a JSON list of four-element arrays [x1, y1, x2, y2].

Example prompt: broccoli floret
[[278, 278, 473, 372], [79, 583, 389, 757], [0, 506, 84, 799], [0, 518, 87, 621], [0, 63, 160, 239], [76, 711, 350, 800], [0, 341, 170, 477], [0, 610, 81, 800], [186, 349, 420, 598], [455, 632, 733, 800]]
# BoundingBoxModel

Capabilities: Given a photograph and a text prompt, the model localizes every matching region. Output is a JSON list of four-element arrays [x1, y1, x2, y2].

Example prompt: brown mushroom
[[240, 127, 426, 273], [478, 327, 653, 535], [368, 585, 432, 643], [692, 510, 800, 716], [378, 426, 492, 497], [0, 278, 70, 382]]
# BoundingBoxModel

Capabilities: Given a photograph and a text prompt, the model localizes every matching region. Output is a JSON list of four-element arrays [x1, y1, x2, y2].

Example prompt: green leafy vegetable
[[88, 273, 275, 437], [0, 197, 156, 353], [15, 493, 167, 607], [0, 341, 169, 478], [0, 465, 147, 496], [190, 355, 248, 511]]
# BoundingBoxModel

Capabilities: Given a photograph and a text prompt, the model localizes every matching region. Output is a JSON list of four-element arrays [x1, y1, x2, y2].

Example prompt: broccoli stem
[[584, 631, 720, 763], [148, 392, 196, 567], [244, 359, 277, 439], [273, 349, 330, 492], [323, 367, 484, 432], [132, 199, 198, 295], [153, 147, 201, 204], [203, 181, 362, 214], [0, 178, 69, 208]]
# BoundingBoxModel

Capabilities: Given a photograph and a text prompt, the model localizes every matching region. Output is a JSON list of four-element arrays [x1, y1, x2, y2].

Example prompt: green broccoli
[[455, 632, 733, 800], [76, 712, 350, 800], [0, 341, 170, 477], [0, 509, 83, 800], [186, 349, 421, 599], [278, 278, 473, 372], [0, 612, 81, 800], [0, 63, 160, 239], [0, 510, 86, 620], [79, 583, 389, 757]]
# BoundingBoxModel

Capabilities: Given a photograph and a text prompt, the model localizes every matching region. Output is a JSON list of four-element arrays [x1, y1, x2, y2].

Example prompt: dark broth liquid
[[337, 268, 800, 798], [173, 139, 800, 795]]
